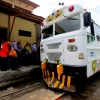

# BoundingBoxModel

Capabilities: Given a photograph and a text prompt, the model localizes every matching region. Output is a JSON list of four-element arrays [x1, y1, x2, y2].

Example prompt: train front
[[40, 5, 87, 92]]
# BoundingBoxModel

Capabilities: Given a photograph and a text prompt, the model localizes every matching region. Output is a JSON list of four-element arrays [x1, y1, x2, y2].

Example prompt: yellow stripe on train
[[53, 80, 59, 88], [41, 68, 72, 90], [67, 76, 71, 88], [49, 72, 55, 84]]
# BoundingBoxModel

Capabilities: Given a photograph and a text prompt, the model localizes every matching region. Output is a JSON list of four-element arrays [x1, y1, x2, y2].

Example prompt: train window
[[87, 35, 95, 43], [90, 22, 95, 36], [86, 22, 95, 43], [97, 36, 100, 41], [94, 24, 100, 41], [55, 14, 80, 35], [42, 25, 53, 39]]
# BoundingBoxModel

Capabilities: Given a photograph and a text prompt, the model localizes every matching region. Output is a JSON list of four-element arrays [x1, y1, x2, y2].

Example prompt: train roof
[[41, 4, 84, 29]]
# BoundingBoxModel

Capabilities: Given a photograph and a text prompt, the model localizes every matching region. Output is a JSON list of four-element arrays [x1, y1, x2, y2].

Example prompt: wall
[[35, 24, 41, 48], [10, 16, 36, 47], [0, 13, 8, 27], [0, 12, 37, 47], [0, 13, 8, 38]]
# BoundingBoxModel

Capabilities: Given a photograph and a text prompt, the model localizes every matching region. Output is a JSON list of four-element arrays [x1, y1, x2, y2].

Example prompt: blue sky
[[30, 0, 100, 25]]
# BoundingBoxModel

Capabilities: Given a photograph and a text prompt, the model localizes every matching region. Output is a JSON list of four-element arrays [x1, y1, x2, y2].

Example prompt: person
[[37, 46, 40, 65], [8, 41, 12, 69], [0, 40, 10, 71], [32, 41, 38, 65], [11, 38, 20, 69], [17, 41, 22, 52], [17, 41, 23, 66], [24, 42, 31, 66]]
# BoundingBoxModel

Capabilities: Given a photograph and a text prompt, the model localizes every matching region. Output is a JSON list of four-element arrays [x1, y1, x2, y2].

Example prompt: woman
[[17, 41, 22, 66], [24, 42, 31, 66], [0, 40, 9, 71]]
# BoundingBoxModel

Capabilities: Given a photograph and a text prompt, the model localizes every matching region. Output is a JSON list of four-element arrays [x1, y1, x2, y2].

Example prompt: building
[[0, 0, 44, 47]]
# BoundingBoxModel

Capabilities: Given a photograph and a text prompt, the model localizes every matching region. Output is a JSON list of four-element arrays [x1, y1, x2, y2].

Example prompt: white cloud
[[30, 0, 100, 25]]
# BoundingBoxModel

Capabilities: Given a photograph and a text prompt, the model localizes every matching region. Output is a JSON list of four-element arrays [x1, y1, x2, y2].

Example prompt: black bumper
[[41, 62, 87, 77]]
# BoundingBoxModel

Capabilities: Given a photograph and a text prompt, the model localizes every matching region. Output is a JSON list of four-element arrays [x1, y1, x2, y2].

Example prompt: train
[[40, 4, 100, 92]]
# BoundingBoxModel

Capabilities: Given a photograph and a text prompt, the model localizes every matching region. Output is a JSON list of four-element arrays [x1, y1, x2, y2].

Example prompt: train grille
[[47, 52, 62, 61], [47, 42, 61, 49]]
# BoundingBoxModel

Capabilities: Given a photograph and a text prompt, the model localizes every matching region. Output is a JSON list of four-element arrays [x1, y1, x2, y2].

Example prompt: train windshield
[[55, 14, 80, 35], [42, 14, 80, 39], [42, 25, 53, 39]]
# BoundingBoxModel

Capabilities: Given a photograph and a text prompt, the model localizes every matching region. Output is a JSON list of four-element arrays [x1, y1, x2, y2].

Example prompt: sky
[[30, 0, 100, 25]]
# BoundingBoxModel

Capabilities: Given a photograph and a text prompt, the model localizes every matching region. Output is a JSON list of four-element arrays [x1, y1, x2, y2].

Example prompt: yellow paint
[[53, 81, 59, 88], [57, 64, 63, 74], [42, 69, 45, 77], [58, 74, 61, 80], [67, 76, 71, 88], [44, 70, 47, 77], [62, 75, 65, 84], [49, 72, 54, 84], [52, 72, 55, 78], [47, 70, 50, 77], [59, 83, 64, 89], [45, 78, 48, 83], [41, 61, 46, 69], [48, 77, 51, 82], [46, 10, 63, 23]]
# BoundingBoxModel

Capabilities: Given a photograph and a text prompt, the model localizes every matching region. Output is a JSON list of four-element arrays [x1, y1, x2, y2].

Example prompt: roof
[[18, 0, 40, 9], [0, 1, 44, 24]]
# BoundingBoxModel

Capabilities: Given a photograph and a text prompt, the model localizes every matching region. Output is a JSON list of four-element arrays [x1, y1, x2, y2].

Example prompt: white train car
[[40, 4, 100, 92]]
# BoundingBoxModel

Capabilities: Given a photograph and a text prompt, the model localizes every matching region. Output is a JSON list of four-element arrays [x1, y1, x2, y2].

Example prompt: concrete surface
[[0, 65, 40, 83]]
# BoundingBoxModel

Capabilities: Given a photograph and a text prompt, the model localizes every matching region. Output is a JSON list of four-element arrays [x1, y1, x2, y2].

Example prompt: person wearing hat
[[24, 42, 31, 66], [32, 41, 38, 65], [32, 41, 37, 51]]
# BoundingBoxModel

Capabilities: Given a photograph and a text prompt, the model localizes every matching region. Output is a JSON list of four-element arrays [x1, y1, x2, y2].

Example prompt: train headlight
[[67, 45, 78, 51], [54, 60, 59, 64]]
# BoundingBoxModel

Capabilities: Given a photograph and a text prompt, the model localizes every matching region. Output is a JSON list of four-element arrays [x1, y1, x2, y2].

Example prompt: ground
[[14, 72, 100, 100]]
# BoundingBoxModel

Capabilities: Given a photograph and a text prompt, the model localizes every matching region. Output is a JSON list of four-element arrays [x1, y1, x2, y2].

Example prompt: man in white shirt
[[32, 41, 37, 52]]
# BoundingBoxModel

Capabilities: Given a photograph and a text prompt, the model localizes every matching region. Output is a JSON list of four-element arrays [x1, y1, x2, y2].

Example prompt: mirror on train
[[83, 12, 91, 27]]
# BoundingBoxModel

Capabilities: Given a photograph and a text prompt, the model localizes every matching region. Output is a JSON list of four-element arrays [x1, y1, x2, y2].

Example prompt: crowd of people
[[0, 39, 40, 71]]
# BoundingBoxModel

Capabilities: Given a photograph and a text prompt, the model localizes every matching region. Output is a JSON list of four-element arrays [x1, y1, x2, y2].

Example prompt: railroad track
[[1, 73, 100, 100], [59, 72, 100, 100], [0, 81, 45, 100]]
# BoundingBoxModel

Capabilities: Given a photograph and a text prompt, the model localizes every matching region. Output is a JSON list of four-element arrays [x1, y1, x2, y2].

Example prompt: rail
[[0, 81, 44, 100]]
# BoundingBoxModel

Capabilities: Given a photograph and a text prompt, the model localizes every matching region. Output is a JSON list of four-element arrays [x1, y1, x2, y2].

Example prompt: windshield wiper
[[67, 18, 79, 20]]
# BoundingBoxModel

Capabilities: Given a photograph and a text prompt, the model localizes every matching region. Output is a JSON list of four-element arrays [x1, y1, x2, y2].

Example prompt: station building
[[0, 0, 44, 47]]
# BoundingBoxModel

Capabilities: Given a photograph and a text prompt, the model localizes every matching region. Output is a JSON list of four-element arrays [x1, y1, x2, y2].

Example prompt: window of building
[[18, 30, 31, 37]]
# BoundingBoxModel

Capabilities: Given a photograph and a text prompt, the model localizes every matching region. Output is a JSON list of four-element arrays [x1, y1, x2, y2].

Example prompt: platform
[[0, 65, 41, 88]]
